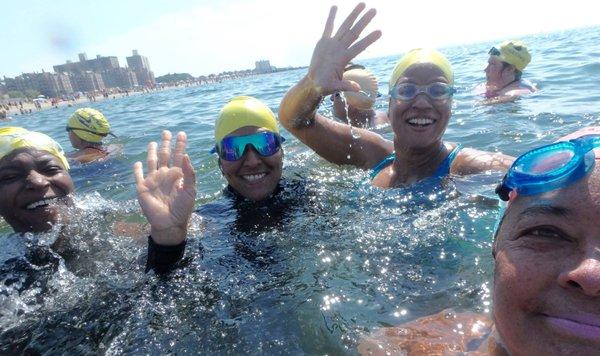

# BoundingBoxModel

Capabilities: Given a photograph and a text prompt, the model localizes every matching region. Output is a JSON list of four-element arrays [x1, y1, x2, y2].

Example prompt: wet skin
[[0, 148, 74, 232], [219, 126, 283, 202], [493, 165, 600, 355], [388, 63, 451, 150]]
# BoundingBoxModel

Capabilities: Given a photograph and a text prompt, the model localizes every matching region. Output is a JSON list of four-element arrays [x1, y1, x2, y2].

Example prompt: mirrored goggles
[[496, 134, 600, 201], [210, 131, 285, 162], [389, 83, 456, 101]]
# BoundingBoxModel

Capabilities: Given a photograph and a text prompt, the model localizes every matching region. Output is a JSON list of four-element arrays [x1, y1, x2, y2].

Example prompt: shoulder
[[451, 147, 514, 175]]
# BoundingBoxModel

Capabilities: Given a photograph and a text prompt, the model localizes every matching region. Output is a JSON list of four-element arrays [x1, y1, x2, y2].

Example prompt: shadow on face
[[0, 148, 74, 232], [493, 166, 600, 354], [218, 126, 283, 202]]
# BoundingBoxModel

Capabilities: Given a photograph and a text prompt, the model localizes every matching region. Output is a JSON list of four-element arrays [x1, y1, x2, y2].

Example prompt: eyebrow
[[517, 204, 571, 221]]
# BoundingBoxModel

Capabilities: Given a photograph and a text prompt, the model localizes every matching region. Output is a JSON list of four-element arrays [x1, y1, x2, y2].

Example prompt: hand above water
[[134, 130, 196, 246], [307, 3, 381, 96]]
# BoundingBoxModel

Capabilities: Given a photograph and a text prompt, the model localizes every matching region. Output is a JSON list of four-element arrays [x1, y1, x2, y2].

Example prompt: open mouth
[[241, 173, 267, 182], [406, 117, 435, 127], [24, 196, 62, 211]]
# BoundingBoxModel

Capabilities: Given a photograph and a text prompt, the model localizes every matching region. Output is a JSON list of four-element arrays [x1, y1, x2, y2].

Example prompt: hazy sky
[[1, 0, 598, 78]]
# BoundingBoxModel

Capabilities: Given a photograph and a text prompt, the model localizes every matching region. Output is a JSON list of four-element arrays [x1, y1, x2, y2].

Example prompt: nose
[[411, 93, 434, 109], [25, 170, 51, 190], [241, 146, 262, 167], [558, 257, 600, 297]]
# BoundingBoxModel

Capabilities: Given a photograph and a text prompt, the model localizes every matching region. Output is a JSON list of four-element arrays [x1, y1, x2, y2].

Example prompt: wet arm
[[451, 148, 514, 175], [279, 76, 393, 169]]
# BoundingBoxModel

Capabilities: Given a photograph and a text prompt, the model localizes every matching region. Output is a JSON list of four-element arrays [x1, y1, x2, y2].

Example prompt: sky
[[1, 0, 598, 78]]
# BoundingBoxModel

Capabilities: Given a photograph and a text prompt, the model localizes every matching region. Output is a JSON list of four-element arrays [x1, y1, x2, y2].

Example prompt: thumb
[[338, 79, 360, 93]]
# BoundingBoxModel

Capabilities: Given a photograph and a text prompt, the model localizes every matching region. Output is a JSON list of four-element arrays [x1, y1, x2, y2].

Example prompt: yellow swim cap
[[389, 49, 454, 87], [491, 40, 531, 71], [343, 68, 379, 110], [67, 108, 112, 143], [0, 127, 69, 170], [214, 96, 279, 143]]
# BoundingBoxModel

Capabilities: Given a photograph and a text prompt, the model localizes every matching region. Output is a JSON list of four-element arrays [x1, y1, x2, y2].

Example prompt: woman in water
[[359, 127, 600, 354], [0, 126, 196, 247], [279, 4, 514, 188], [66, 108, 122, 163]]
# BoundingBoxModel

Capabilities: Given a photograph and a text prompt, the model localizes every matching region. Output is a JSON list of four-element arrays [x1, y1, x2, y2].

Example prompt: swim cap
[[0, 127, 69, 170], [389, 49, 454, 87], [491, 40, 531, 71], [214, 96, 279, 143], [343, 68, 379, 110], [67, 108, 112, 143]]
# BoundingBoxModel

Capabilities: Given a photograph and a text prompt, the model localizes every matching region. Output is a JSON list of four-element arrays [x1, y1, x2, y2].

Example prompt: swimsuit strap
[[370, 143, 463, 181]]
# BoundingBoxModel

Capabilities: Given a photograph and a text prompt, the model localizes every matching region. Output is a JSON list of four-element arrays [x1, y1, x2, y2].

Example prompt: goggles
[[389, 83, 456, 101], [210, 131, 285, 162], [488, 47, 501, 56], [496, 134, 600, 201], [66, 126, 116, 138]]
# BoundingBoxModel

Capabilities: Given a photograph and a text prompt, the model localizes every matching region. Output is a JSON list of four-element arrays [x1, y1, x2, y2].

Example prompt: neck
[[391, 140, 447, 183], [487, 77, 518, 92]]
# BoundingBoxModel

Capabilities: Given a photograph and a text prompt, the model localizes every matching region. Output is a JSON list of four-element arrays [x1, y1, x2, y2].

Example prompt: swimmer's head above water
[[67, 107, 115, 149], [485, 40, 535, 97], [212, 96, 284, 201], [0, 127, 74, 232], [492, 127, 600, 354]]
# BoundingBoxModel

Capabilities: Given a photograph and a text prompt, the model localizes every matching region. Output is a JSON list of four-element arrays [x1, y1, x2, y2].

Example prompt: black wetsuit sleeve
[[145, 236, 186, 274]]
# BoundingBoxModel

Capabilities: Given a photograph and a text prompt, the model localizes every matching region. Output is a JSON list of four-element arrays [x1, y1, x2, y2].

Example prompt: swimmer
[[142, 96, 291, 272], [359, 127, 600, 355], [330, 64, 389, 128], [0, 127, 195, 248], [279, 4, 514, 188], [483, 40, 537, 104], [66, 108, 122, 163]]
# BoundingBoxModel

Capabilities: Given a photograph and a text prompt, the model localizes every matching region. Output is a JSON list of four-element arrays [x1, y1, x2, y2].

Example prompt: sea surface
[[1, 26, 599, 354]]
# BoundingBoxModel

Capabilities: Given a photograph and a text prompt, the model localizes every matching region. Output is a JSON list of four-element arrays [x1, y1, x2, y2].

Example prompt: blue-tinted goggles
[[210, 131, 285, 162], [496, 134, 600, 201], [389, 83, 456, 101]]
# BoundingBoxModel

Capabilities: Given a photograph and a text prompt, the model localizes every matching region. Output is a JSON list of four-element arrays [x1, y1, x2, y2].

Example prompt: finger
[[133, 161, 145, 192], [338, 79, 361, 93], [147, 141, 158, 173], [342, 8, 376, 45], [173, 131, 187, 168], [158, 130, 172, 168], [333, 2, 366, 40], [347, 30, 382, 59], [322, 6, 337, 38], [181, 154, 197, 193]]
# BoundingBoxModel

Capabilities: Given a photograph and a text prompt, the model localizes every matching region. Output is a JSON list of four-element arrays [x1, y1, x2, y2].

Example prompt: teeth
[[243, 173, 266, 182], [26, 198, 57, 210], [408, 118, 434, 125]]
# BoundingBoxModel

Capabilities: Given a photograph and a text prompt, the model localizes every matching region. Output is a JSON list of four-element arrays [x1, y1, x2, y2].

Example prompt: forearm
[[279, 75, 323, 132]]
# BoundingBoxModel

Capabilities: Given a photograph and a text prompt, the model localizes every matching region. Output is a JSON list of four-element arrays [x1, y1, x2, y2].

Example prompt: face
[[388, 64, 451, 149], [0, 148, 74, 232], [493, 166, 600, 355], [219, 126, 283, 201], [68, 131, 83, 149], [485, 57, 515, 87]]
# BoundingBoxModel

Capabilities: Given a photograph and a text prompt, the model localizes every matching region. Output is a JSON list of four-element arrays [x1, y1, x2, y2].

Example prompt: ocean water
[[1, 26, 600, 353]]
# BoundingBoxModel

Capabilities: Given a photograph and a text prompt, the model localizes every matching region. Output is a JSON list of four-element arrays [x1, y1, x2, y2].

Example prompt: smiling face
[[388, 63, 452, 149], [0, 148, 74, 232], [219, 126, 283, 201], [493, 165, 600, 354]]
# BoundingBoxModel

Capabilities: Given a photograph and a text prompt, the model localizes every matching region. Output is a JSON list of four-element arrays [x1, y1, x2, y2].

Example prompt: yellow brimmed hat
[[214, 96, 279, 143], [0, 127, 69, 169], [343, 68, 379, 110], [67, 108, 113, 143], [389, 48, 454, 87], [490, 40, 531, 71]]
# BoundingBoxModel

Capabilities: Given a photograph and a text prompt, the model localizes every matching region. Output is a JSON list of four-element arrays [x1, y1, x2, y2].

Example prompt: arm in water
[[133, 130, 197, 273], [278, 3, 392, 169]]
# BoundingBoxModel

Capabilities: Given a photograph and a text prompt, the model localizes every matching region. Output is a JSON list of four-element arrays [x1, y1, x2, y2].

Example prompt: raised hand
[[133, 130, 196, 245], [308, 3, 381, 95]]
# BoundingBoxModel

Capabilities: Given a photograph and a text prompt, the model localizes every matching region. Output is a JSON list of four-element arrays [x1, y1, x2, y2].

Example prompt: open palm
[[134, 130, 196, 245], [308, 3, 381, 95]]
